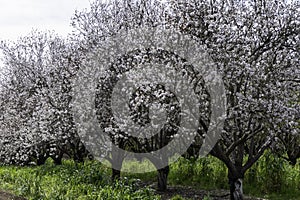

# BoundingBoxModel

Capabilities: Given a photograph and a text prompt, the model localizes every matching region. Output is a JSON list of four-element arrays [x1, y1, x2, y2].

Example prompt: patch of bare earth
[[0, 191, 26, 200], [139, 182, 266, 200], [156, 186, 267, 200]]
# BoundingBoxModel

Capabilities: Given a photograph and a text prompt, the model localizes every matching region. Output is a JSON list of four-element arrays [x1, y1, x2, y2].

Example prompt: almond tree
[[71, 0, 177, 191], [71, 0, 299, 196], [169, 0, 299, 199], [72, 0, 212, 191], [0, 31, 89, 165]]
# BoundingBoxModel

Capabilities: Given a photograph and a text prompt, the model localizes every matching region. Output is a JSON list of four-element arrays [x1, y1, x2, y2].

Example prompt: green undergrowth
[[168, 156, 228, 190], [244, 152, 300, 200], [0, 160, 160, 200], [123, 153, 299, 200], [169, 154, 300, 200], [0, 153, 299, 200]]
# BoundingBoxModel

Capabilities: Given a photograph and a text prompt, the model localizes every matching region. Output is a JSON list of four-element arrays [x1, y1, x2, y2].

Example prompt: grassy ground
[[122, 153, 300, 200], [0, 153, 299, 200], [0, 160, 159, 200]]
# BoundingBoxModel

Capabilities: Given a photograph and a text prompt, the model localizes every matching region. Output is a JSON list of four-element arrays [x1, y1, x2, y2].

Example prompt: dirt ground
[[135, 180, 266, 200], [155, 185, 267, 200], [0, 190, 26, 200], [0, 186, 267, 200]]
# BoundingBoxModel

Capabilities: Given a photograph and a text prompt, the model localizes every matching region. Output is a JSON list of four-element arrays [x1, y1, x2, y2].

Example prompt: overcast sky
[[0, 0, 91, 41], [0, 0, 92, 70]]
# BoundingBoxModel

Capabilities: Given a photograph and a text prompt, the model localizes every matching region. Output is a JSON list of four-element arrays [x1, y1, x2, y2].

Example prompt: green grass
[[167, 154, 300, 200], [243, 152, 300, 200], [121, 159, 157, 182], [123, 154, 299, 200], [0, 160, 160, 200], [0, 153, 299, 200], [168, 156, 228, 190]]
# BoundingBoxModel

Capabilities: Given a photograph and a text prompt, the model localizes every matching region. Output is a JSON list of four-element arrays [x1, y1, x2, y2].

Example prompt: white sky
[[0, 0, 92, 71], [0, 0, 91, 41]]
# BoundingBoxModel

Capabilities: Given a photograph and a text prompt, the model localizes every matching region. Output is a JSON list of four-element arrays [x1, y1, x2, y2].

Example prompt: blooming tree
[[71, 0, 183, 190], [71, 0, 299, 196], [0, 31, 90, 165], [169, 0, 300, 198], [0, 0, 298, 199]]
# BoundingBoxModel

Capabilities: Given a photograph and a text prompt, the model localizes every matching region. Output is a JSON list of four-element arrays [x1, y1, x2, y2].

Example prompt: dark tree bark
[[36, 154, 47, 166], [210, 144, 248, 200], [229, 178, 244, 200], [157, 165, 169, 191], [287, 148, 300, 166], [112, 168, 121, 182], [51, 153, 63, 165], [111, 144, 125, 182], [228, 170, 244, 200]]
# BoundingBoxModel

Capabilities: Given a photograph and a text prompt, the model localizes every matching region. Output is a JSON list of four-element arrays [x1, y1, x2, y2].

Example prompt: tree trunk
[[157, 166, 169, 191], [52, 155, 62, 165], [36, 153, 48, 165], [112, 168, 121, 182], [111, 145, 125, 182], [229, 178, 244, 200]]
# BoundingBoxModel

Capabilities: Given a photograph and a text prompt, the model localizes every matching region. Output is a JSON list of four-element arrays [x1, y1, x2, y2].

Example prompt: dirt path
[[0, 191, 26, 200], [156, 186, 230, 200], [136, 181, 266, 200], [155, 185, 266, 200]]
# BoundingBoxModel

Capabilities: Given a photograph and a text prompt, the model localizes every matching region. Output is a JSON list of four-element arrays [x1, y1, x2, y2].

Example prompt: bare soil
[[0, 190, 26, 200], [139, 182, 267, 200], [155, 185, 267, 200]]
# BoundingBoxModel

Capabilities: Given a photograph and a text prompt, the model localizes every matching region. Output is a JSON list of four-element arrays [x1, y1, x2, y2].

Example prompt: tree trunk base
[[229, 178, 243, 200], [157, 166, 169, 191], [112, 168, 121, 182]]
